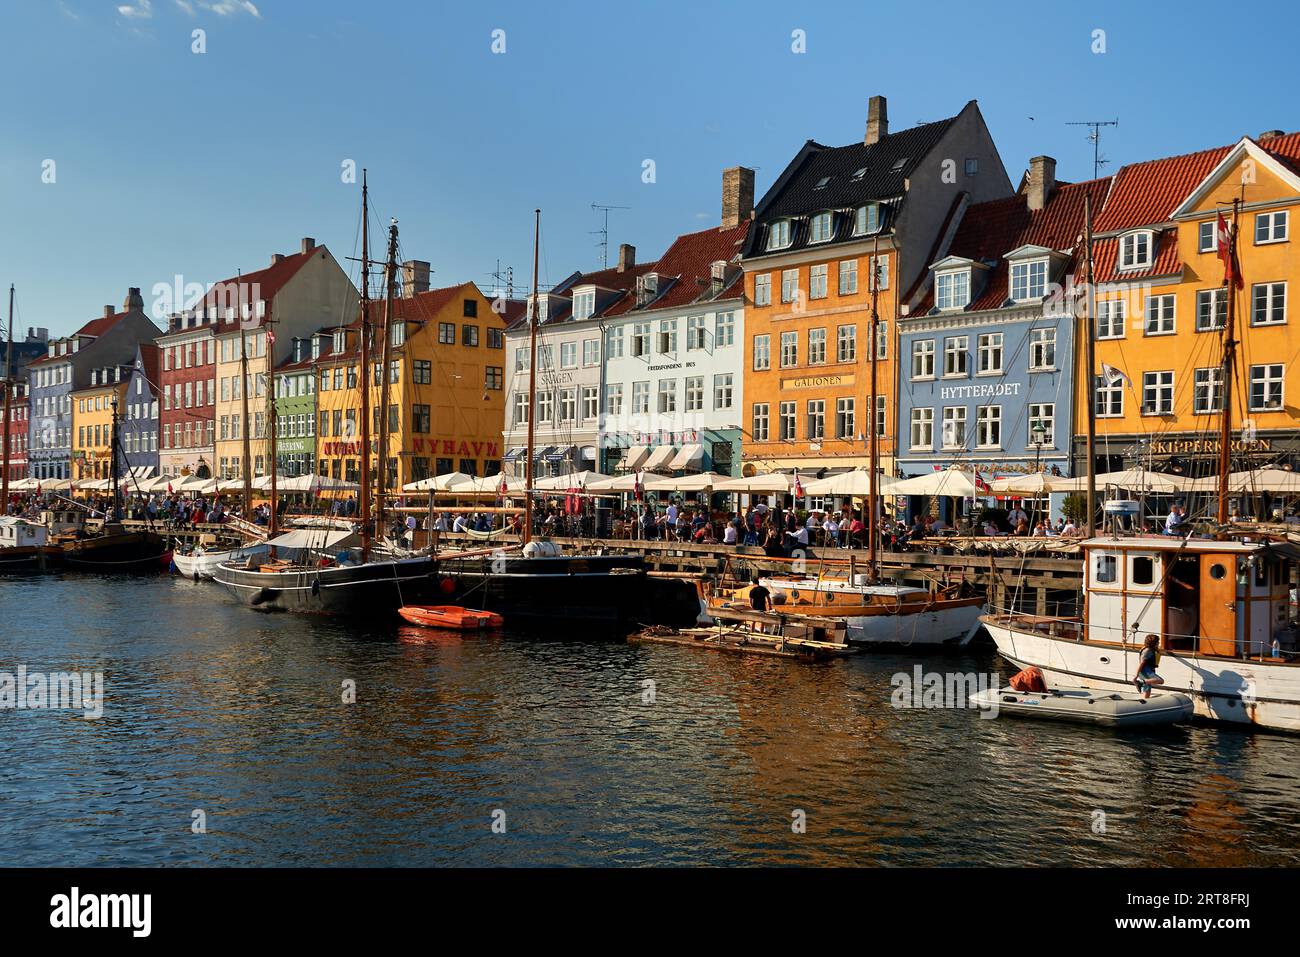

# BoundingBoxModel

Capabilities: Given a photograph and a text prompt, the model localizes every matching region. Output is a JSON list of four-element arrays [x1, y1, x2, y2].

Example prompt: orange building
[[71, 367, 131, 482]]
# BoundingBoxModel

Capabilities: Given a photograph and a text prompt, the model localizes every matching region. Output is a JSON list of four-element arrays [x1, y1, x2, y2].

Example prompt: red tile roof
[[206, 246, 327, 331], [1091, 146, 1228, 233], [603, 221, 750, 317], [136, 343, 160, 390], [1091, 228, 1184, 284]]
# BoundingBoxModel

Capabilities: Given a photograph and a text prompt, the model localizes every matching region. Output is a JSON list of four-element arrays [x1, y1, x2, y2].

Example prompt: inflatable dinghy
[[969, 685, 1193, 728]]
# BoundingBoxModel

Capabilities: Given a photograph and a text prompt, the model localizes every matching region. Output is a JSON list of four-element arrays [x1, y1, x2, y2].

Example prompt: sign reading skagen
[[782, 374, 854, 390], [940, 382, 1022, 400]]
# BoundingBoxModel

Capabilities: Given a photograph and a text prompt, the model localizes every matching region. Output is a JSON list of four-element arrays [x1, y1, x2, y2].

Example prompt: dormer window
[[636, 273, 660, 306], [813, 176, 831, 190], [332, 330, 345, 354], [311, 336, 322, 360], [810, 212, 833, 244], [766, 219, 792, 250], [710, 260, 728, 283], [1118, 230, 1153, 270], [572, 287, 596, 321], [936, 269, 971, 311], [853, 203, 881, 236], [851, 167, 868, 182], [1010, 258, 1049, 302], [389, 321, 406, 347]]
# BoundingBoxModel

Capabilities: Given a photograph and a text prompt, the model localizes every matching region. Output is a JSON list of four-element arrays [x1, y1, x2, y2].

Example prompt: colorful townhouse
[[896, 158, 1111, 520], [71, 363, 132, 483], [156, 308, 218, 479], [26, 289, 160, 481], [121, 343, 161, 482], [597, 169, 752, 475], [1079, 130, 1300, 478], [737, 97, 1012, 477], [274, 334, 321, 477], [211, 238, 357, 481], [501, 249, 657, 478], [315, 275, 506, 486], [4, 381, 30, 483]]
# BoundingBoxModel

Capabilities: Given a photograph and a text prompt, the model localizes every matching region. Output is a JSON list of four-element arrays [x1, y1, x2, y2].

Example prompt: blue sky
[[2, 0, 1296, 337]]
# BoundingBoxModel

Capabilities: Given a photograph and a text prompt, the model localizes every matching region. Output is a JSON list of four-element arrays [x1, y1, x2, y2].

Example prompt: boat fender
[[250, 588, 273, 606], [311, 578, 321, 596], [193, 570, 200, 583], [440, 577, 456, 595]]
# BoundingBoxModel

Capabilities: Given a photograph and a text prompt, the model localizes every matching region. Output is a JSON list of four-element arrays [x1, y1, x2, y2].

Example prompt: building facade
[[274, 336, 319, 477], [156, 309, 218, 479], [897, 161, 1110, 519], [1077, 131, 1300, 480], [4, 381, 30, 482], [71, 367, 130, 483], [122, 343, 160, 482]]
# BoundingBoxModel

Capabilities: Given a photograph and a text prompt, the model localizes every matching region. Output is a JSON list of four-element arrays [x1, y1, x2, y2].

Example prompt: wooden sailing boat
[[213, 172, 437, 613], [981, 198, 1300, 731]]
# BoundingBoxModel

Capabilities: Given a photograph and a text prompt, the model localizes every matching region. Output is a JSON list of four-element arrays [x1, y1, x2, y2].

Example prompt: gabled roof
[[29, 308, 137, 366], [1093, 146, 1231, 233], [1172, 134, 1300, 218], [604, 221, 750, 318], [204, 246, 328, 332], [913, 177, 1111, 314], [537, 257, 660, 327]]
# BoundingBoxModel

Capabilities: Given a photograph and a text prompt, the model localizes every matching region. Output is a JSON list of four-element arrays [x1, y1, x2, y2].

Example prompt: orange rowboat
[[398, 605, 505, 630]]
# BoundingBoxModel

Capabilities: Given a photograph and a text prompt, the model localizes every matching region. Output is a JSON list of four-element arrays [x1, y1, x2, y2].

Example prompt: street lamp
[[1031, 420, 1047, 522]]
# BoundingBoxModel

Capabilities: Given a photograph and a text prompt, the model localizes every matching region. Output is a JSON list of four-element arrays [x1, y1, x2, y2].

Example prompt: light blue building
[[896, 161, 1109, 522]]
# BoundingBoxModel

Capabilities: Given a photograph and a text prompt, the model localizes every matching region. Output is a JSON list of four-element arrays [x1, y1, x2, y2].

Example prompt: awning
[[621, 446, 650, 471], [643, 445, 677, 471], [546, 445, 573, 462], [533, 446, 556, 461], [668, 443, 705, 471], [129, 465, 155, 479], [581, 446, 597, 462], [503, 447, 526, 462], [266, 528, 355, 550]]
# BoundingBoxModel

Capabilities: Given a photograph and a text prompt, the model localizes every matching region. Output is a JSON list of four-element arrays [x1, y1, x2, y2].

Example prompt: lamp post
[[1031, 420, 1046, 523]]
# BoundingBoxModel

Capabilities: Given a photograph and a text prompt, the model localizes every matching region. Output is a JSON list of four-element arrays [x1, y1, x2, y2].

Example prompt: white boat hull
[[174, 544, 266, 580], [983, 616, 1300, 732], [843, 602, 986, 647]]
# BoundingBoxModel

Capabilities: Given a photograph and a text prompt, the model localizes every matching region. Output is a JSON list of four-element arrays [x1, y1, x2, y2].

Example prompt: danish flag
[[1217, 213, 1243, 289], [793, 469, 804, 498], [633, 469, 644, 502]]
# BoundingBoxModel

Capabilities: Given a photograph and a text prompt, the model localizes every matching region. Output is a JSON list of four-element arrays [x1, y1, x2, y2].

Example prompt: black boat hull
[[59, 533, 168, 573], [213, 556, 437, 614]]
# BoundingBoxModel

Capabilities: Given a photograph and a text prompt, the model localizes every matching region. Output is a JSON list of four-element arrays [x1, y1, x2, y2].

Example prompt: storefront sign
[[940, 382, 1021, 400], [1149, 437, 1273, 455], [782, 374, 854, 390]]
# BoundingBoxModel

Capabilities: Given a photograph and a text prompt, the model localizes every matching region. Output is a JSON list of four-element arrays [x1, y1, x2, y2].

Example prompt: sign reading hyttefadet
[[0, 667, 103, 719]]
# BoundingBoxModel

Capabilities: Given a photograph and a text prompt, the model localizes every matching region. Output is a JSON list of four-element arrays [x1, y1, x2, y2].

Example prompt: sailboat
[[214, 173, 437, 613], [981, 197, 1300, 731]]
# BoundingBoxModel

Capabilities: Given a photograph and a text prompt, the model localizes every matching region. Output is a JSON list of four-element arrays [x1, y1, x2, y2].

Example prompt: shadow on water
[[1, 575, 1298, 866]]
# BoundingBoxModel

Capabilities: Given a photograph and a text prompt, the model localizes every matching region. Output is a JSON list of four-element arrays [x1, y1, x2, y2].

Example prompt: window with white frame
[[1095, 375, 1123, 417], [767, 219, 792, 250], [1250, 363, 1284, 410], [808, 327, 826, 364], [910, 407, 934, 449], [658, 319, 678, 354], [1010, 259, 1048, 301], [941, 406, 967, 449], [657, 379, 676, 413], [976, 405, 1002, 448], [715, 311, 735, 347], [1199, 220, 1218, 253], [606, 383, 623, 415], [809, 263, 828, 299], [871, 255, 890, 291], [559, 388, 577, 423], [582, 387, 599, 421], [632, 381, 650, 414], [1142, 371, 1174, 415], [1096, 298, 1126, 339], [837, 324, 856, 362], [806, 399, 825, 440], [631, 322, 650, 357], [876, 320, 888, 360], [1027, 403, 1054, 447], [781, 269, 799, 304], [854, 204, 881, 236], [1193, 367, 1223, 414], [754, 273, 771, 306], [778, 401, 796, 440], [752, 403, 769, 441], [537, 390, 554, 423], [836, 397, 855, 439], [1196, 288, 1226, 331], [1255, 210, 1289, 244], [714, 373, 733, 410], [687, 315, 707, 350], [582, 338, 600, 366], [936, 270, 970, 310], [912, 339, 936, 378], [753, 334, 770, 370], [1028, 328, 1056, 370], [780, 331, 798, 367], [810, 213, 833, 243], [977, 332, 1003, 374], [1119, 231, 1153, 270], [572, 289, 595, 321], [1252, 282, 1287, 325], [1144, 294, 1175, 335], [838, 259, 858, 295], [943, 336, 968, 377], [560, 342, 577, 369], [685, 376, 704, 412]]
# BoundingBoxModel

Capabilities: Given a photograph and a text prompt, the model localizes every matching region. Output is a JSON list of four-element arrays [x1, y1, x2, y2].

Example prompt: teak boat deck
[[632, 606, 857, 661]]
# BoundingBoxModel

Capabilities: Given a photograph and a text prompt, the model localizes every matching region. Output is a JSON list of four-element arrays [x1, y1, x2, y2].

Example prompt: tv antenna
[[1067, 119, 1119, 178], [590, 203, 629, 268]]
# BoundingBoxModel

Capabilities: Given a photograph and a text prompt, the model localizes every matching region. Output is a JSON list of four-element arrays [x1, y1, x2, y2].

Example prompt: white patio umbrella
[[711, 472, 799, 494], [987, 472, 1068, 495], [1051, 468, 1195, 494], [585, 472, 677, 492], [279, 473, 359, 493], [890, 466, 984, 498], [7, 477, 36, 491], [402, 471, 474, 493], [654, 471, 729, 493], [1186, 467, 1300, 494], [465, 471, 527, 494], [531, 470, 608, 490], [802, 469, 897, 496]]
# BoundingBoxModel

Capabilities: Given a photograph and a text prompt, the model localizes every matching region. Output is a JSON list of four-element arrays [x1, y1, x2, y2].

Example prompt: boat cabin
[[38, 508, 84, 536], [1083, 536, 1297, 659], [0, 518, 48, 548]]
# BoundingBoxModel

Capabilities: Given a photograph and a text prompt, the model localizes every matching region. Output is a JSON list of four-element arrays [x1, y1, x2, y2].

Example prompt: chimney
[[1259, 129, 1285, 142], [123, 287, 144, 311], [721, 166, 755, 230], [617, 243, 636, 273], [301, 237, 316, 254], [401, 260, 431, 298], [1027, 155, 1057, 212], [271, 253, 286, 265], [103, 305, 115, 318], [865, 95, 889, 146]]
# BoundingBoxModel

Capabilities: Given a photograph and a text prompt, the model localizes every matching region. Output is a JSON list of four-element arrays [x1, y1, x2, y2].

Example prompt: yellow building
[[1080, 132, 1300, 477], [71, 369, 130, 482], [315, 281, 506, 486]]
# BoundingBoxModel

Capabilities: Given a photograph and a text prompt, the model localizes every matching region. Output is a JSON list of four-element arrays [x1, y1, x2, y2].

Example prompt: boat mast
[[109, 390, 121, 518], [376, 217, 399, 545], [2, 284, 13, 514], [523, 208, 540, 547], [358, 170, 373, 562], [1216, 197, 1242, 526], [267, 315, 279, 539], [867, 234, 880, 580], [1083, 192, 1098, 536], [238, 272, 252, 519]]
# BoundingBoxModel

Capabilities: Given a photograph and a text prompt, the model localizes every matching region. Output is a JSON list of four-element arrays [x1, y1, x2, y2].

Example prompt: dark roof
[[29, 308, 137, 366], [743, 110, 961, 257]]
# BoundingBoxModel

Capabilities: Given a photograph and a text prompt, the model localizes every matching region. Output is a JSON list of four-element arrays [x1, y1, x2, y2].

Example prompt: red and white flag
[[1217, 213, 1243, 289], [974, 470, 990, 494], [167, 482, 174, 494], [499, 474, 509, 497], [793, 468, 804, 498], [633, 469, 644, 502]]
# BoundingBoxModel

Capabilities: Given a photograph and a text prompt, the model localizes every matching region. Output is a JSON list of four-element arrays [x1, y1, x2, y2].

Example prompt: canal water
[[3, 573, 1298, 867]]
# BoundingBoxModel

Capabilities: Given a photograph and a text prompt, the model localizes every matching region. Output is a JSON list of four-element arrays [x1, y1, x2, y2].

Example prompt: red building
[[4, 381, 28, 482], [156, 310, 218, 479]]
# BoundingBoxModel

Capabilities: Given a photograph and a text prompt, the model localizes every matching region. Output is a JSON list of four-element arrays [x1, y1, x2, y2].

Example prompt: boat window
[[1209, 562, 1228, 581], [1131, 556, 1154, 586], [1094, 553, 1117, 584]]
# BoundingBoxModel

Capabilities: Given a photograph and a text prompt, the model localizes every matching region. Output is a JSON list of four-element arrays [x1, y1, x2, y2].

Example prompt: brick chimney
[[721, 166, 755, 230], [301, 237, 316, 254], [1027, 155, 1057, 212], [271, 253, 285, 265], [617, 243, 636, 273], [1259, 130, 1285, 142], [401, 260, 431, 298], [865, 95, 888, 146], [123, 287, 144, 311], [103, 305, 114, 318]]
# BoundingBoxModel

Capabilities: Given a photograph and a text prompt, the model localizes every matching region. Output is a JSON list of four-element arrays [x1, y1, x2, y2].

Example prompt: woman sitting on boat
[[1134, 635, 1165, 700]]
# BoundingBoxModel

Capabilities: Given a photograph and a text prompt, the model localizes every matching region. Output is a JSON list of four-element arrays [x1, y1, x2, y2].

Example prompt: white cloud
[[174, 0, 195, 13], [197, 0, 261, 16], [117, 0, 154, 18]]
